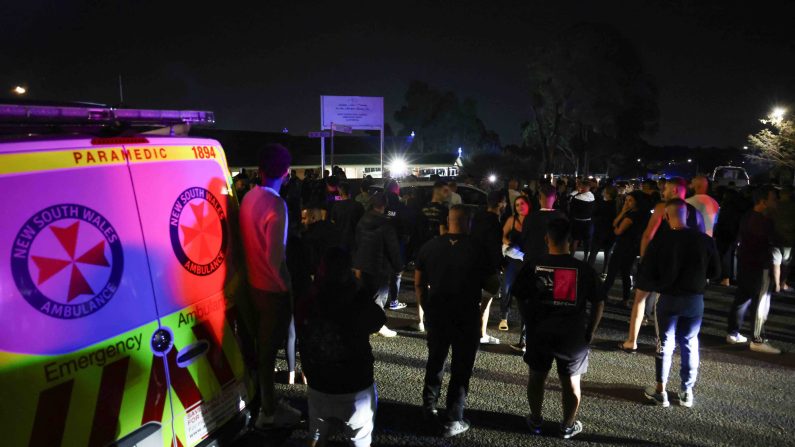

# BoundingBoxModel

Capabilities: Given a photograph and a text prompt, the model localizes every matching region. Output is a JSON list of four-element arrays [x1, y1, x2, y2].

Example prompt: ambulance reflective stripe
[[28, 379, 73, 447], [192, 320, 234, 386], [87, 357, 131, 447], [142, 348, 202, 428]]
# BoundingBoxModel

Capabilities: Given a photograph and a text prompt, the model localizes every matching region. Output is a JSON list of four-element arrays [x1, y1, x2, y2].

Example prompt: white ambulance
[[0, 103, 255, 446]]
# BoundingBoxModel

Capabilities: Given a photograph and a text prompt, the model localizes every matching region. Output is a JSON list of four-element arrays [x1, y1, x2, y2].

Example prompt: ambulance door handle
[[176, 340, 209, 368]]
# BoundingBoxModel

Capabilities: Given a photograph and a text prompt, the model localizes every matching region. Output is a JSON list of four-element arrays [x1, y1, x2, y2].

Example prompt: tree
[[523, 23, 659, 174], [747, 109, 795, 171], [394, 81, 501, 154]]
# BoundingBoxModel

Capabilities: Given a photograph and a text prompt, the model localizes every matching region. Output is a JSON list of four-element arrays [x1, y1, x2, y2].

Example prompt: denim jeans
[[654, 294, 704, 392], [499, 259, 523, 320]]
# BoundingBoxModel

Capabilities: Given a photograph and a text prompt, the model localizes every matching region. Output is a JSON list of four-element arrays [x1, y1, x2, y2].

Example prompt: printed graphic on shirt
[[535, 266, 578, 307], [170, 187, 229, 276]]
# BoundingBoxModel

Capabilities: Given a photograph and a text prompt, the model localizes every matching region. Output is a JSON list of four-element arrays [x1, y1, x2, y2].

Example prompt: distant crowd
[[234, 144, 793, 445]]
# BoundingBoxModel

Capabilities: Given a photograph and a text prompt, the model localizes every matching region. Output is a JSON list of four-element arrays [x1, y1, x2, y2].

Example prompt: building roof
[[189, 128, 458, 167]]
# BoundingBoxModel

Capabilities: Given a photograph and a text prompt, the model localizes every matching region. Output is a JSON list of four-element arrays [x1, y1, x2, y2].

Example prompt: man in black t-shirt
[[414, 205, 500, 438], [420, 181, 451, 241], [512, 218, 605, 440]]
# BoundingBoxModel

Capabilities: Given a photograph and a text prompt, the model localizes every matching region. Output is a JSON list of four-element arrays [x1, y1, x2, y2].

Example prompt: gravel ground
[[236, 262, 795, 447]]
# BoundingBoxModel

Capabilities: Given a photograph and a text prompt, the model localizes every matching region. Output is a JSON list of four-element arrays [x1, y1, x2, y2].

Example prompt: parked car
[[711, 166, 750, 188]]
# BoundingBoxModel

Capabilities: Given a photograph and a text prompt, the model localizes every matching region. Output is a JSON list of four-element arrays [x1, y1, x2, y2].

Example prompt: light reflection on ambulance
[[0, 104, 254, 447]]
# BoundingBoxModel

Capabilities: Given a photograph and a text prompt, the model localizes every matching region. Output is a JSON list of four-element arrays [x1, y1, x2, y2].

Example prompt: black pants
[[422, 317, 480, 422], [604, 246, 636, 302], [727, 267, 771, 341], [587, 234, 614, 272], [572, 220, 594, 258]]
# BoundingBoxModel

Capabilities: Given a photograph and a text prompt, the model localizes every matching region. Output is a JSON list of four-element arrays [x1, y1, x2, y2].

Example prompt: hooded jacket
[[353, 211, 403, 278]]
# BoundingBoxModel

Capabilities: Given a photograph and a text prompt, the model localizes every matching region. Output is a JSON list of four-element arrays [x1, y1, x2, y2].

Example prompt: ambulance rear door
[[123, 138, 249, 447], [0, 138, 168, 446]]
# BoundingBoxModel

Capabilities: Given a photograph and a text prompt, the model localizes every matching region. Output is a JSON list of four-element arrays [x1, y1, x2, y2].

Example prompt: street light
[[770, 107, 786, 124], [488, 174, 497, 183], [637, 158, 641, 162], [12, 86, 26, 95], [743, 146, 748, 150], [687, 159, 692, 163]]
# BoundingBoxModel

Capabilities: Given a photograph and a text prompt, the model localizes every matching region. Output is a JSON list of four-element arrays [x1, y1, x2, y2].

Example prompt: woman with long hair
[[498, 195, 531, 331], [604, 191, 648, 306]]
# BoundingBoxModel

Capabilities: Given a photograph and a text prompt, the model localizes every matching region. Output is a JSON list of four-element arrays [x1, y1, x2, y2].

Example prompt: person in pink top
[[239, 144, 302, 429]]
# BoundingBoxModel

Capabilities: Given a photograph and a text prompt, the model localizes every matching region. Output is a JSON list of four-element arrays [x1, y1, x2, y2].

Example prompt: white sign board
[[321, 96, 384, 130]]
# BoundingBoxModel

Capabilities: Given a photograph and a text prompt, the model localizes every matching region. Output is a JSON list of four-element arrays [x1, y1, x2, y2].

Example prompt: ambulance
[[0, 103, 255, 446]]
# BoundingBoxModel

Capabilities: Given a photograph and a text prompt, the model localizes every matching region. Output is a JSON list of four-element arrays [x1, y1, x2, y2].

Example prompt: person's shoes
[[510, 342, 526, 353], [498, 319, 509, 331], [641, 317, 653, 327], [443, 419, 470, 438], [560, 420, 583, 439], [254, 401, 302, 429], [678, 389, 695, 408], [750, 339, 782, 354], [726, 333, 748, 344], [388, 301, 408, 310], [422, 406, 439, 423], [643, 386, 670, 407], [527, 416, 543, 435], [600, 273, 608, 280], [720, 278, 731, 287], [616, 342, 637, 354], [480, 335, 500, 345], [378, 326, 398, 337], [411, 321, 426, 332]]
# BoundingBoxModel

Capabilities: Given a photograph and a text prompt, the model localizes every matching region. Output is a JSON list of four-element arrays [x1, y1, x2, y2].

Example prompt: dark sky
[[3, 1, 794, 148]]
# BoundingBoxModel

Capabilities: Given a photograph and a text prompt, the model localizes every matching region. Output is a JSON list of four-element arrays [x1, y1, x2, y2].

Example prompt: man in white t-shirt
[[239, 143, 302, 429], [448, 181, 463, 207], [686, 176, 720, 237]]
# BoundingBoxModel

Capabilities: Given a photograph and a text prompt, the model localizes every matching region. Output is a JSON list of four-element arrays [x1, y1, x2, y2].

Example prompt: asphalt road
[[236, 260, 795, 447]]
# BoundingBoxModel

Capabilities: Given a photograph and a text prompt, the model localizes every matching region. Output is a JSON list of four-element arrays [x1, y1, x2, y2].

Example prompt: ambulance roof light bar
[[0, 103, 215, 126]]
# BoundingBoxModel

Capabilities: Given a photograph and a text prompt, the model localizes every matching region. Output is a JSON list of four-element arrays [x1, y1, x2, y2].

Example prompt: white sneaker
[[726, 333, 748, 344], [750, 340, 782, 354], [411, 322, 425, 332], [378, 326, 397, 337], [255, 401, 302, 429], [479, 335, 500, 345]]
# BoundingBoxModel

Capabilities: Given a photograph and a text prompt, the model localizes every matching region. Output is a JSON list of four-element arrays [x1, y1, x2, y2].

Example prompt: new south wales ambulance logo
[[11, 204, 124, 319], [170, 187, 228, 276]]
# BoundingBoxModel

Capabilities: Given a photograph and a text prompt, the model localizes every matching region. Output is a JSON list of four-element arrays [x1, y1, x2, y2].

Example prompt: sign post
[[308, 130, 332, 177], [321, 96, 384, 177]]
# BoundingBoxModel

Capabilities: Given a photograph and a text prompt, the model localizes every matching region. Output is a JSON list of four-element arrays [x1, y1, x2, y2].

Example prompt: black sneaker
[[422, 406, 439, 423], [527, 416, 543, 435], [560, 420, 583, 439]]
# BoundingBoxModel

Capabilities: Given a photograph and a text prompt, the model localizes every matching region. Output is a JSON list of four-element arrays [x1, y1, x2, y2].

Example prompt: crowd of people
[[235, 143, 792, 445]]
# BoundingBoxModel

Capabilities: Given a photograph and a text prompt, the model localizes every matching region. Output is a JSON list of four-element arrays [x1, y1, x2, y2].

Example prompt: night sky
[[3, 1, 794, 148]]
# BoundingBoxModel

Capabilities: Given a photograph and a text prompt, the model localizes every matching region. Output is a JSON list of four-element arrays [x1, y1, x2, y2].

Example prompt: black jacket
[[330, 198, 364, 251], [353, 211, 403, 278], [297, 280, 386, 394]]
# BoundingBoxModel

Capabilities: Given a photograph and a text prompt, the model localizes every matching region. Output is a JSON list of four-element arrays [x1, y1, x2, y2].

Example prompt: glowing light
[[388, 157, 409, 176], [637, 158, 641, 162], [12, 86, 26, 95], [743, 146, 748, 150], [771, 107, 786, 122], [688, 159, 692, 163], [410, 131, 415, 138], [488, 174, 497, 183]]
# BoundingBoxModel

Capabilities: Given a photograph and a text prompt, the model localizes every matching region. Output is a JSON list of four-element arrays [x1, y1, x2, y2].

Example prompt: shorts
[[308, 384, 377, 447], [571, 219, 594, 241], [772, 246, 792, 266], [524, 330, 589, 377]]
